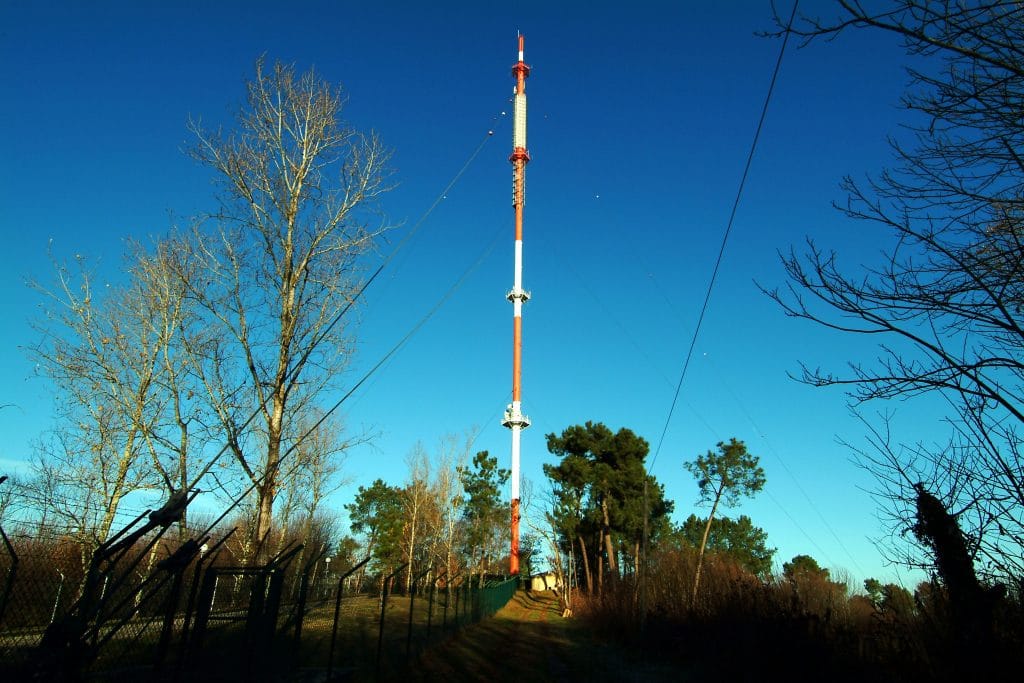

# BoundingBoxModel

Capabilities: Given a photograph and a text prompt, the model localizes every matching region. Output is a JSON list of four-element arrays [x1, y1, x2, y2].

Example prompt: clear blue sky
[[1, 1, 935, 587]]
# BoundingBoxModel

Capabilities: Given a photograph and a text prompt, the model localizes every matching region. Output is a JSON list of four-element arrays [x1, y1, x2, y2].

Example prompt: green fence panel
[[478, 578, 517, 619]]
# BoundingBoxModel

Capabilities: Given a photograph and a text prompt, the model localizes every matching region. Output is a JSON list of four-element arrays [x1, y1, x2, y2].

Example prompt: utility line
[[640, 0, 799, 630], [15, 117, 504, 544], [621, 1, 863, 579], [187, 123, 501, 491], [537, 219, 723, 438], [199, 195, 506, 539], [649, 0, 798, 472], [703, 352, 870, 577]]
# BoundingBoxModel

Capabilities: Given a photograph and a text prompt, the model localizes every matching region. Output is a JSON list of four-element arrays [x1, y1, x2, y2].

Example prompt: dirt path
[[407, 591, 682, 682]]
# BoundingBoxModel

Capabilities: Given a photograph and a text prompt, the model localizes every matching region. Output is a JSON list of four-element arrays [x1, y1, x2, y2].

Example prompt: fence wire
[[0, 497, 520, 681]]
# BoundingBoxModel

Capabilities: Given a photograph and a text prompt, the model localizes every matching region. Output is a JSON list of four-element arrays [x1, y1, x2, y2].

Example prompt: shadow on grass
[[405, 591, 682, 683]]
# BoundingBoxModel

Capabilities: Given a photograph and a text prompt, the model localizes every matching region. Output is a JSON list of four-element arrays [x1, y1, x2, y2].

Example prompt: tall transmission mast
[[502, 34, 531, 576]]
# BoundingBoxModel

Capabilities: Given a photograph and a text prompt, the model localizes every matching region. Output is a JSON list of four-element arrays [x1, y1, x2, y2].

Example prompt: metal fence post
[[376, 563, 408, 679], [177, 530, 234, 674], [188, 566, 219, 656], [452, 578, 460, 630], [442, 572, 457, 633], [406, 566, 433, 659], [292, 545, 327, 654], [472, 576, 480, 622], [0, 477, 18, 628], [426, 568, 446, 643], [153, 560, 187, 667], [326, 557, 370, 679]]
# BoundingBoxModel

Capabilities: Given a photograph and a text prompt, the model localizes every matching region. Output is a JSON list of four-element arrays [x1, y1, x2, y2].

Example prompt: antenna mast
[[502, 33, 531, 576]]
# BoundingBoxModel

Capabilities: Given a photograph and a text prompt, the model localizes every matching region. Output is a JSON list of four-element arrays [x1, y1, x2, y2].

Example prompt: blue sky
[[1, 1, 938, 587]]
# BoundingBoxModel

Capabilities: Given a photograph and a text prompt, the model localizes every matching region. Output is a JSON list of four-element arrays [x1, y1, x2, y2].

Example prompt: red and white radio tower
[[502, 34, 531, 576]]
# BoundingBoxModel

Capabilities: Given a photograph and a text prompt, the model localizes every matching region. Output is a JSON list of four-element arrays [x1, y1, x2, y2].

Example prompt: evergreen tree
[[346, 479, 404, 576], [458, 451, 509, 576], [678, 514, 775, 579], [545, 421, 673, 592], [684, 438, 766, 603]]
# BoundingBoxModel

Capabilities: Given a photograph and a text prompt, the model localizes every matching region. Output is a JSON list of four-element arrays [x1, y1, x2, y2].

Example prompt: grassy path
[[406, 591, 681, 682]]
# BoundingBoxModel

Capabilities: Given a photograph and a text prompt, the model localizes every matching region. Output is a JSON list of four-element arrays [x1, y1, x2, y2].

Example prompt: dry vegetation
[[572, 546, 1024, 682]]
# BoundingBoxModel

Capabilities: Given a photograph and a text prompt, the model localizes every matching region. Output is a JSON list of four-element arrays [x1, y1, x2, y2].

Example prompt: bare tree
[[131, 239, 212, 538], [428, 433, 471, 580], [181, 58, 393, 557], [27, 254, 169, 551], [401, 444, 433, 591], [274, 409, 354, 557], [0, 475, 18, 525], [530, 490, 573, 615], [766, 2, 1024, 578]]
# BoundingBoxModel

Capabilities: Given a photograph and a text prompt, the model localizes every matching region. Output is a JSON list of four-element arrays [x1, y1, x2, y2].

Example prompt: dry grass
[[571, 550, 1024, 683]]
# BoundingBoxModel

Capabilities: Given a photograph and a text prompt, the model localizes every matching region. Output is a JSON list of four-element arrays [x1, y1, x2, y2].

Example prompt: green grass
[[5, 584, 529, 681], [408, 590, 686, 683], [174, 589, 469, 681]]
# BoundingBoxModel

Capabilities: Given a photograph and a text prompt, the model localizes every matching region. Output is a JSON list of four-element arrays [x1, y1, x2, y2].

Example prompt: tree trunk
[[632, 540, 641, 606], [601, 497, 618, 579], [255, 399, 284, 561], [255, 479, 276, 562], [176, 419, 190, 540], [691, 490, 723, 607], [406, 512, 418, 593], [98, 436, 138, 545], [577, 535, 593, 593]]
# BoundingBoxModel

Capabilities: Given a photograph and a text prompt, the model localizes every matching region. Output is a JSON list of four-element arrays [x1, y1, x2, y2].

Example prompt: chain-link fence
[[0, 493, 520, 681]]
